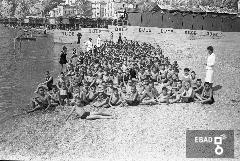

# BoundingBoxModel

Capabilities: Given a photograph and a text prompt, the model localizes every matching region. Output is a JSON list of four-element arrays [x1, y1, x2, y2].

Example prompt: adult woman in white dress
[[205, 46, 216, 88]]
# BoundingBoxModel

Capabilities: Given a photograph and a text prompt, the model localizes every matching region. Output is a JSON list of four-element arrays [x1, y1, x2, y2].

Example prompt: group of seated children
[[28, 40, 215, 120]]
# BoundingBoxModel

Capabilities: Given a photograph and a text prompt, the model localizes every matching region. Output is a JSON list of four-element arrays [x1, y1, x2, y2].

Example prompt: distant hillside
[[0, 0, 64, 18], [136, 0, 238, 13]]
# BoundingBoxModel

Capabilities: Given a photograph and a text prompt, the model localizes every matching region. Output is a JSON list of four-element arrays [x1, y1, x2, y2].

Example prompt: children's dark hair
[[177, 80, 182, 83], [184, 68, 190, 72], [52, 85, 58, 89], [162, 87, 167, 91], [196, 79, 202, 82], [207, 46, 214, 52], [204, 82, 210, 86]]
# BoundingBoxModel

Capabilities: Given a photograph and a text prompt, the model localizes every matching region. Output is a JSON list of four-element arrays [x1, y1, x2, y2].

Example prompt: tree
[[76, 0, 93, 17], [0, 0, 13, 18], [14, 1, 27, 19], [43, 0, 65, 14]]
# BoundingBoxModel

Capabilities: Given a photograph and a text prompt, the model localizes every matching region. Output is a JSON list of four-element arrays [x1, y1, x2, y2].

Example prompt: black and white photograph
[[0, 0, 240, 160]]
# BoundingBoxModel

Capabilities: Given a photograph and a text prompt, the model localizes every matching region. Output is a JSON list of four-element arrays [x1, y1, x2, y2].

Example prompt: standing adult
[[77, 32, 82, 44], [59, 46, 68, 72], [96, 35, 101, 48], [85, 38, 93, 53], [118, 33, 123, 44], [205, 46, 216, 87], [110, 32, 113, 42]]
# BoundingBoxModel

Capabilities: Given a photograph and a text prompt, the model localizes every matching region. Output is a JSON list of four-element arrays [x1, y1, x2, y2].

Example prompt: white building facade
[[65, 0, 76, 6]]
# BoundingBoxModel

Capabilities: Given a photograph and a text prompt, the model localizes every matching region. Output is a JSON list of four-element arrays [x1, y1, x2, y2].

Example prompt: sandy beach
[[0, 31, 240, 161]]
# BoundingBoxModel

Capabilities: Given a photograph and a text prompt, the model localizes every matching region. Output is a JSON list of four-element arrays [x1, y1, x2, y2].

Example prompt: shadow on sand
[[213, 85, 222, 92]]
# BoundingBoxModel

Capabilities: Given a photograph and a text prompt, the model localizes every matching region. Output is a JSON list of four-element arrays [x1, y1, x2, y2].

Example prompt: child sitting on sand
[[27, 85, 51, 113], [46, 85, 60, 110], [182, 68, 191, 83], [125, 85, 140, 106], [92, 85, 110, 108], [86, 85, 98, 103], [59, 82, 70, 106], [104, 87, 121, 108], [190, 71, 197, 88], [180, 81, 195, 103], [140, 81, 158, 105], [157, 87, 170, 104], [196, 82, 214, 104], [120, 86, 128, 106], [194, 79, 204, 99], [170, 81, 194, 103]]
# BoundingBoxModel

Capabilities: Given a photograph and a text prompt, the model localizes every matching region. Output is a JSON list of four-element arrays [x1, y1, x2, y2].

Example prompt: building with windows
[[64, 0, 76, 6], [91, 0, 132, 19], [49, 5, 79, 17], [92, 1, 101, 18]]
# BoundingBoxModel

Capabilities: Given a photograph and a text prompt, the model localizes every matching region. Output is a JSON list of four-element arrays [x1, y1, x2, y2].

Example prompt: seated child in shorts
[[171, 80, 184, 98], [196, 82, 214, 104], [182, 68, 191, 83], [140, 81, 159, 104], [180, 81, 195, 103], [27, 85, 51, 113], [190, 71, 197, 88], [172, 61, 179, 70], [104, 87, 121, 108], [92, 85, 110, 108], [151, 67, 159, 82], [70, 87, 80, 106], [46, 85, 60, 110], [119, 86, 128, 106], [170, 81, 194, 103], [106, 81, 114, 95], [125, 85, 140, 106], [194, 79, 204, 100], [157, 87, 170, 104], [59, 82, 70, 106], [86, 85, 98, 103]]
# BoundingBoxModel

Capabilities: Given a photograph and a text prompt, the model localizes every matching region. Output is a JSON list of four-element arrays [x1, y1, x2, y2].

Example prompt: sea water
[[0, 25, 60, 123]]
